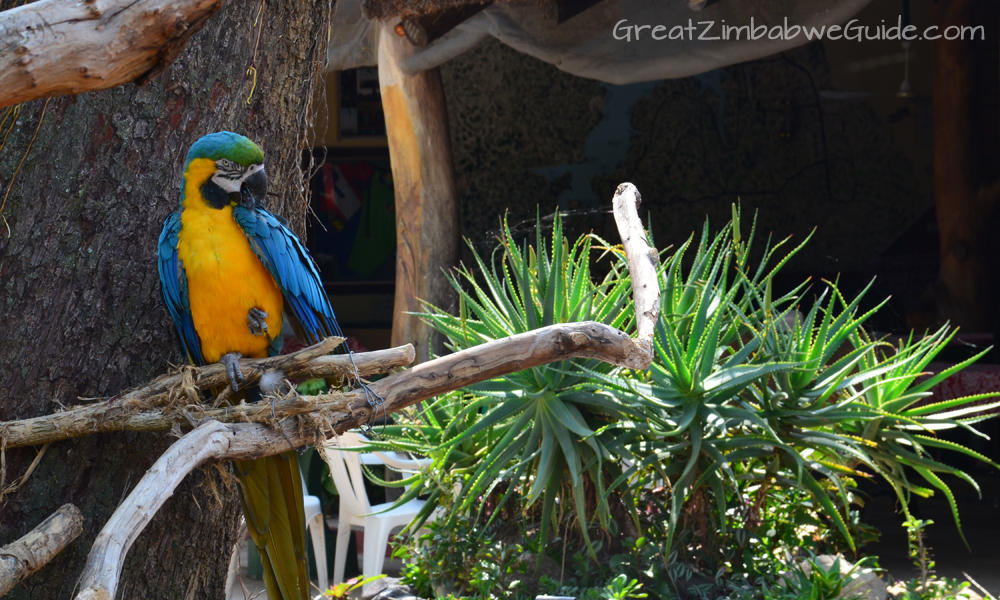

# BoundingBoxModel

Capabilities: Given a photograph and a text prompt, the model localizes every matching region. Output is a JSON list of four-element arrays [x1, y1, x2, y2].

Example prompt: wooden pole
[[930, 0, 998, 330], [377, 21, 461, 364]]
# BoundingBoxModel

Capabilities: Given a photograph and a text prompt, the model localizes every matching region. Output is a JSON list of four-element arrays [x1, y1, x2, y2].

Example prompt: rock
[[360, 577, 421, 600], [798, 554, 887, 600]]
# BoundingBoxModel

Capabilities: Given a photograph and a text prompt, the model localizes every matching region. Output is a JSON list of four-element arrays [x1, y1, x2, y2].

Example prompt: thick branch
[[0, 0, 225, 110], [213, 320, 657, 464], [0, 504, 83, 596], [0, 341, 415, 449]]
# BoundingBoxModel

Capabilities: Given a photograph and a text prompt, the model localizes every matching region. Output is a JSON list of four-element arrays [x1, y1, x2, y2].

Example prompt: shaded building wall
[[442, 36, 930, 269], [439, 6, 941, 331]]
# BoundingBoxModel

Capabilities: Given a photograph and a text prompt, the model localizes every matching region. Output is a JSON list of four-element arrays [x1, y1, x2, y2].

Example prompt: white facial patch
[[211, 158, 245, 193]]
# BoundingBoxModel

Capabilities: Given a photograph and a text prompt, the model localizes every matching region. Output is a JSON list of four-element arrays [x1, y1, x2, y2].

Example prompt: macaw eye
[[219, 159, 235, 170]]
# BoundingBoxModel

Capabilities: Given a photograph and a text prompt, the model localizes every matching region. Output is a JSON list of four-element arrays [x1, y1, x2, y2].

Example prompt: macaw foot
[[247, 308, 268, 337], [220, 352, 245, 392]]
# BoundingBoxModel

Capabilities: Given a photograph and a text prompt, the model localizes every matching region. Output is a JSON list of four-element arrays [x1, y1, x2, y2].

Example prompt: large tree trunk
[[0, 0, 332, 597]]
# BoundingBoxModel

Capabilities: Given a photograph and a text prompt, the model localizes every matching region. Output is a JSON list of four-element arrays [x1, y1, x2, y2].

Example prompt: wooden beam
[[378, 21, 461, 364]]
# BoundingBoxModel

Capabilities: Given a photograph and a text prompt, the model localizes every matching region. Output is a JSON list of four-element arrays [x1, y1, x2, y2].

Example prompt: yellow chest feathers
[[176, 201, 283, 364]]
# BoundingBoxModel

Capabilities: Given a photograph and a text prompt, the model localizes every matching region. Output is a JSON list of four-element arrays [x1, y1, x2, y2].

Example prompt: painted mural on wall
[[441, 38, 931, 276]]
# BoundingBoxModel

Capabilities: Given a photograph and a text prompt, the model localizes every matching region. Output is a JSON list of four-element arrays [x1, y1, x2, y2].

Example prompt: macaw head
[[181, 131, 268, 210]]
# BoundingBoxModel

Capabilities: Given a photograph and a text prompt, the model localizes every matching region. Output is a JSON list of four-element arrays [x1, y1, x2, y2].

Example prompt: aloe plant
[[596, 207, 999, 562], [361, 206, 999, 584], [364, 212, 647, 555]]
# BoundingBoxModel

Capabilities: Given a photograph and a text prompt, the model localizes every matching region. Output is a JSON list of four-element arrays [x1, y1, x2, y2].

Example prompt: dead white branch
[[0, 504, 83, 595], [66, 184, 660, 598], [612, 182, 661, 369], [71, 322, 648, 599], [74, 422, 229, 600], [0, 0, 225, 110]]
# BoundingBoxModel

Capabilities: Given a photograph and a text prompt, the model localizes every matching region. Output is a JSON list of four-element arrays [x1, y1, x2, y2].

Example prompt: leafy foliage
[[775, 555, 872, 600]]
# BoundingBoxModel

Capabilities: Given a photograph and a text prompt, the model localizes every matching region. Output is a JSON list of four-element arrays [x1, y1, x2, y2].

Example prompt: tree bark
[[378, 21, 461, 364], [0, 0, 333, 597]]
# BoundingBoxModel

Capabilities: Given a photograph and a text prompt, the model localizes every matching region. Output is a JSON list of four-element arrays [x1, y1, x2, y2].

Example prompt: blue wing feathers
[[234, 206, 346, 351], [158, 212, 205, 365]]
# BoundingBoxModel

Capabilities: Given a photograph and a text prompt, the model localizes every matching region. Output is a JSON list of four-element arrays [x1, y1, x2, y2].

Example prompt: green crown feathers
[[185, 131, 264, 168]]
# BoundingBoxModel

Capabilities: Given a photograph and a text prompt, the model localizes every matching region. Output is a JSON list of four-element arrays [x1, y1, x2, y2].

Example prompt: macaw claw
[[248, 307, 268, 337], [220, 352, 244, 392]]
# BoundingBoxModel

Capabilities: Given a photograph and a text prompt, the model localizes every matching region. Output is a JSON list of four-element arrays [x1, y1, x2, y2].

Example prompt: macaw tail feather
[[235, 451, 310, 600]]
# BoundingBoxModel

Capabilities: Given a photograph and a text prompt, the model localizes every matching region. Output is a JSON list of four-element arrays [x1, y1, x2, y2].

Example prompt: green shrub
[[364, 207, 999, 597]]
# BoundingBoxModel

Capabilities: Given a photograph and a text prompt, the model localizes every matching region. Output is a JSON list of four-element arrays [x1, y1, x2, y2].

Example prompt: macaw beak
[[240, 168, 267, 209]]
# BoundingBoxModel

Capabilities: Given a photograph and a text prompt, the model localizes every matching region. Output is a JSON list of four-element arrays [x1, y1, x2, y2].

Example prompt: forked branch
[[1, 340, 415, 449], [64, 183, 659, 600]]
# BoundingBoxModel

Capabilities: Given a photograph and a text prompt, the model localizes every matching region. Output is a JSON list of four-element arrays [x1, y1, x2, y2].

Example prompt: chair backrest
[[320, 431, 372, 516]]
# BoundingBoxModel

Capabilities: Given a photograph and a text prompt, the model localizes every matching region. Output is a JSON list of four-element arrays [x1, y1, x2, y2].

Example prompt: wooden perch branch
[[0, 0, 225, 110], [62, 183, 660, 598], [71, 322, 650, 600], [0, 340, 415, 450], [0, 504, 83, 596]]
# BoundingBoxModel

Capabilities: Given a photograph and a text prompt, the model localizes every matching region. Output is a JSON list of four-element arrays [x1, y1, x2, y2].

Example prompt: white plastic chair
[[224, 470, 328, 598], [303, 470, 329, 594], [318, 431, 431, 589]]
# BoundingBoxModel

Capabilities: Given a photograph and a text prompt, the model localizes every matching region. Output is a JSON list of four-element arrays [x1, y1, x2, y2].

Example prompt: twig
[[0, 98, 49, 236], [0, 504, 83, 595], [0, 442, 50, 503], [963, 572, 996, 600]]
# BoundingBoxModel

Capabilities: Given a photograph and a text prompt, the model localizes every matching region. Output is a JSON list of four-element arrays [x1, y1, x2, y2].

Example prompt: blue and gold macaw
[[158, 131, 345, 600]]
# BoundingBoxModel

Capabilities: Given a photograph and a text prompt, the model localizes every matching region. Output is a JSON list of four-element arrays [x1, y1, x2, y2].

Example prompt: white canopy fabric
[[327, 0, 874, 84]]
